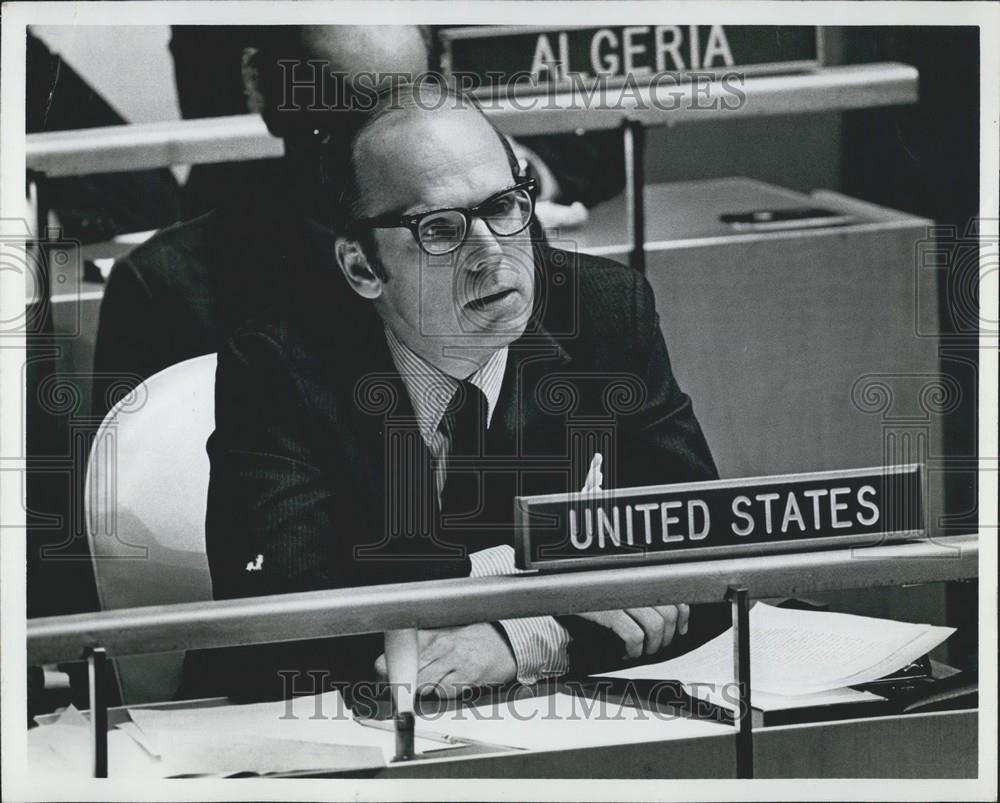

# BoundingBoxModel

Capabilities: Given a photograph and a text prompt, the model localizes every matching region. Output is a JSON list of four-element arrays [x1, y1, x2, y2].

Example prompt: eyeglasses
[[352, 178, 537, 256]]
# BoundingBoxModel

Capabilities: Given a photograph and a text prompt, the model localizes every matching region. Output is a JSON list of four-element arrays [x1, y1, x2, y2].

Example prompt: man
[[195, 80, 718, 701]]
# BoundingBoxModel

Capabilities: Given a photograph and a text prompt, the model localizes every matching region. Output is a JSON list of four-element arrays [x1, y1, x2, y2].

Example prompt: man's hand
[[374, 622, 517, 698], [575, 460, 691, 659], [576, 605, 690, 659]]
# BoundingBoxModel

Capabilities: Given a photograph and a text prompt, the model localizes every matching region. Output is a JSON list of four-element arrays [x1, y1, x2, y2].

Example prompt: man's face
[[356, 110, 536, 375]]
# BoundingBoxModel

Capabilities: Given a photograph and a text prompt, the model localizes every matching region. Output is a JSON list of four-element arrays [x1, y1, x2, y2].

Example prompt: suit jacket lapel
[[495, 324, 572, 456]]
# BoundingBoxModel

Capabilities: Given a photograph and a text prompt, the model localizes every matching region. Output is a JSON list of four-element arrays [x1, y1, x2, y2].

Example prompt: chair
[[85, 353, 217, 704]]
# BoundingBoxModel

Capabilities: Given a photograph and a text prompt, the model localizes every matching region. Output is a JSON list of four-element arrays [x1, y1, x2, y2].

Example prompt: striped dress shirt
[[384, 326, 571, 684]]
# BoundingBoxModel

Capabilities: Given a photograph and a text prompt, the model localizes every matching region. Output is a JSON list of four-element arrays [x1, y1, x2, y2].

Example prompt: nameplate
[[514, 465, 924, 571], [440, 25, 821, 96]]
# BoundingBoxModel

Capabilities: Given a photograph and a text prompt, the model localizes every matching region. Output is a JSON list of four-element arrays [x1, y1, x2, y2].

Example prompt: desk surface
[[564, 177, 920, 255], [35, 689, 977, 779]]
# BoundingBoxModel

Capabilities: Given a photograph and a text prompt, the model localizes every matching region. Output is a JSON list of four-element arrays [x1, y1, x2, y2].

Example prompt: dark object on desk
[[773, 597, 830, 612], [888, 669, 978, 714], [852, 655, 933, 696], [719, 206, 854, 232], [756, 657, 975, 727], [574, 677, 734, 726]]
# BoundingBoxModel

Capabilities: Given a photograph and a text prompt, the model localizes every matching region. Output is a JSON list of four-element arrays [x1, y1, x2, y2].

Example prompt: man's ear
[[241, 47, 265, 113], [335, 236, 383, 299]]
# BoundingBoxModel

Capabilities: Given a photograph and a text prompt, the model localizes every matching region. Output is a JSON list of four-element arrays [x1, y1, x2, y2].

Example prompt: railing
[[28, 534, 976, 666], [25, 64, 918, 177], [24, 62, 919, 273]]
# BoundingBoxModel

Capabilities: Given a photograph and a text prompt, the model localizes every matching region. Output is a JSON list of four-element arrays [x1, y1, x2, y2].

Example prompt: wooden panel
[[353, 710, 976, 778], [754, 710, 977, 778], [367, 729, 735, 779], [646, 224, 941, 487]]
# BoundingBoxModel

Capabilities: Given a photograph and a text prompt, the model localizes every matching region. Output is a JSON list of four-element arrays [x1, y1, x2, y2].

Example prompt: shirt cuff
[[469, 545, 572, 685], [468, 544, 519, 578], [496, 616, 571, 686]]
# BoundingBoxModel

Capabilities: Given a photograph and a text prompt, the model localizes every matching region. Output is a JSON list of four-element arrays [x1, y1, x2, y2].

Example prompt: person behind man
[[192, 79, 718, 701], [91, 25, 433, 419]]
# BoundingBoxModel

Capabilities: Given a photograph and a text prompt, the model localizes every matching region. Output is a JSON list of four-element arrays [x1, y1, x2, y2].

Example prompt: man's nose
[[463, 217, 504, 268]]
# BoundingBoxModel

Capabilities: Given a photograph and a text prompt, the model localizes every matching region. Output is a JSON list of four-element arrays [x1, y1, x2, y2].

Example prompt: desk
[[35, 692, 976, 779], [354, 711, 976, 779]]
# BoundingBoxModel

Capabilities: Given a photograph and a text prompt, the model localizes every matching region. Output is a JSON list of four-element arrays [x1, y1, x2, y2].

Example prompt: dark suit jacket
[[184, 244, 720, 700], [92, 173, 323, 419]]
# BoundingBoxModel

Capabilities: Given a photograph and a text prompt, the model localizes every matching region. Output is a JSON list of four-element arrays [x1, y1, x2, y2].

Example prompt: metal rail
[[27, 535, 977, 667], [25, 63, 918, 177]]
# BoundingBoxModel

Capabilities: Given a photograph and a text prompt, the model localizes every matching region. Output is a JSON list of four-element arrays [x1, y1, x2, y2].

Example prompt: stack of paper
[[126, 690, 459, 774], [414, 692, 729, 751], [596, 602, 954, 712], [28, 705, 163, 778], [30, 691, 447, 778]]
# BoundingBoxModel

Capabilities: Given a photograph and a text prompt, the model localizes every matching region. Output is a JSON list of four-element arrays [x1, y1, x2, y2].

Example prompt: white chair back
[[85, 353, 217, 704]]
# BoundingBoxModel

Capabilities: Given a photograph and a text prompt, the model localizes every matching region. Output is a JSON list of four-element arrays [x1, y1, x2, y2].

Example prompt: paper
[[125, 690, 451, 773], [28, 705, 164, 778], [415, 692, 729, 751], [683, 683, 885, 713], [144, 732, 383, 776], [596, 602, 954, 697], [32, 693, 444, 778]]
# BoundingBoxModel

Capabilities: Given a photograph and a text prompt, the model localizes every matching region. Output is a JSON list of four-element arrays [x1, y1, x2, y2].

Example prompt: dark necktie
[[438, 379, 488, 534]]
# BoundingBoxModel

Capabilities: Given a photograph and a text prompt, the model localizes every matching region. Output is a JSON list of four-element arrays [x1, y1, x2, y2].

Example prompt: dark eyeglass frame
[[351, 178, 538, 255]]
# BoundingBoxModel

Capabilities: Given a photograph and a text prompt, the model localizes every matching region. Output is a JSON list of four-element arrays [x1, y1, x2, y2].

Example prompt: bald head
[[298, 25, 430, 81], [334, 80, 520, 225], [249, 25, 432, 138]]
